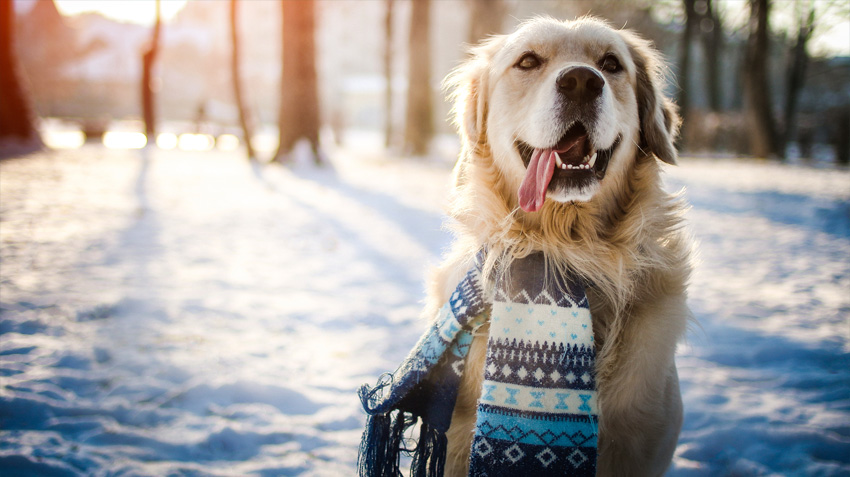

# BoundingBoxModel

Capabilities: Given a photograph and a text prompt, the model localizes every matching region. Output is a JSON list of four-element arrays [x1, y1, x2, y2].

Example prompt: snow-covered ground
[[1, 138, 848, 476]]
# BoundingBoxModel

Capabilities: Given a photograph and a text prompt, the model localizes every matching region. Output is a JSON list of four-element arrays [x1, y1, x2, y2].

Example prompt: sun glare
[[43, 130, 86, 149], [177, 133, 215, 152], [156, 132, 178, 150], [216, 134, 240, 152], [54, 0, 187, 26], [103, 131, 147, 149]]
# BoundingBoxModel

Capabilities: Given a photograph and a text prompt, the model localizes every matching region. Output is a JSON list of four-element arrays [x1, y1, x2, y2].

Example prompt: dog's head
[[448, 17, 679, 213]]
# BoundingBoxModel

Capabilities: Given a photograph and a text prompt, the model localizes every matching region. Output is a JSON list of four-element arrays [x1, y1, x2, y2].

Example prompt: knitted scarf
[[358, 252, 598, 476]]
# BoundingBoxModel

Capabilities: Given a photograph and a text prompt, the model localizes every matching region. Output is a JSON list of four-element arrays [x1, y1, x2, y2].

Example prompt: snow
[[664, 159, 850, 476], [1, 138, 848, 475]]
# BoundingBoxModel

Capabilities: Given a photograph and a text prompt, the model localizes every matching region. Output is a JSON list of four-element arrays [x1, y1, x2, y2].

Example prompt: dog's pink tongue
[[518, 149, 556, 212]]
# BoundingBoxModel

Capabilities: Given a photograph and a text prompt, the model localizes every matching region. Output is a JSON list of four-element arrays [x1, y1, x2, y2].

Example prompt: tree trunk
[[700, 0, 723, 112], [782, 6, 814, 158], [403, 0, 433, 157], [230, 0, 255, 160], [384, 0, 394, 149], [0, 0, 41, 151], [742, 0, 778, 158], [677, 0, 697, 134], [275, 0, 321, 164], [834, 108, 849, 166], [141, 0, 161, 140], [468, 0, 506, 45]]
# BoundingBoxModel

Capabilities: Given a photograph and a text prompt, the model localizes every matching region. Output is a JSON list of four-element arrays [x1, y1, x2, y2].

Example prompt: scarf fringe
[[358, 410, 406, 477], [410, 419, 447, 477], [358, 410, 447, 477]]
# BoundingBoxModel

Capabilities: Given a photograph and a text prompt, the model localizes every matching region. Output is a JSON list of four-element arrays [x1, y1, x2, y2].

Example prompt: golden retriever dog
[[427, 17, 692, 476]]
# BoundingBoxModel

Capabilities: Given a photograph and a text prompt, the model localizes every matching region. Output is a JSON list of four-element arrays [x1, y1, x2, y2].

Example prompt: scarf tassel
[[357, 410, 406, 477], [410, 419, 447, 477], [357, 409, 447, 477]]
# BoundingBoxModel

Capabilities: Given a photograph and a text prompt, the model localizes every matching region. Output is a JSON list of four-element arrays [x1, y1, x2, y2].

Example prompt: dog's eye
[[515, 52, 542, 70], [599, 54, 622, 74]]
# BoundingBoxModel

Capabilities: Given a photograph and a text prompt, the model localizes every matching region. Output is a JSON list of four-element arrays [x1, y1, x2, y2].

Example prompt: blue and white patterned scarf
[[358, 252, 598, 476]]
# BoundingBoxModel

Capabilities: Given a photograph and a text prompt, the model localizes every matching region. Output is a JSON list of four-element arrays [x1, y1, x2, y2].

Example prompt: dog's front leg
[[595, 294, 687, 477]]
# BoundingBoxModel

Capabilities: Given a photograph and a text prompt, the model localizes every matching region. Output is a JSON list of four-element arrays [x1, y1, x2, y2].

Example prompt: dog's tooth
[[555, 152, 564, 168], [561, 163, 567, 170], [588, 152, 598, 168]]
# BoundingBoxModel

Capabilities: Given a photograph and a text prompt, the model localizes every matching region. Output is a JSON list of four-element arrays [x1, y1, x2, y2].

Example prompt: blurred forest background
[[1, 0, 849, 165]]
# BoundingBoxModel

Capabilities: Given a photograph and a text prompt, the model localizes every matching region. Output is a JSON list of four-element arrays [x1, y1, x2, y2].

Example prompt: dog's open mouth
[[515, 122, 620, 212]]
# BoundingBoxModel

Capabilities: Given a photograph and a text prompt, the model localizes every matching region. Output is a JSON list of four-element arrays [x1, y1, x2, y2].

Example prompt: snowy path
[[1, 145, 848, 476]]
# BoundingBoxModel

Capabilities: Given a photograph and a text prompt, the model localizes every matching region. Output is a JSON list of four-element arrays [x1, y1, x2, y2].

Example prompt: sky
[[48, 0, 850, 57], [53, 0, 188, 25]]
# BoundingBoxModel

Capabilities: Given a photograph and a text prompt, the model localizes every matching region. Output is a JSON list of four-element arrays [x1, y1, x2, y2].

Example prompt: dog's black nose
[[556, 66, 605, 103]]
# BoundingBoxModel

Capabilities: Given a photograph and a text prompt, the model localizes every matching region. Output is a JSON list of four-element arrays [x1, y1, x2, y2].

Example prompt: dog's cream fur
[[426, 17, 691, 476]]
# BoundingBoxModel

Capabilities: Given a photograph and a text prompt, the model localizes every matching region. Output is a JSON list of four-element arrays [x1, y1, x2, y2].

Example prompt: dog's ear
[[624, 32, 680, 165], [444, 36, 504, 151]]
